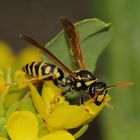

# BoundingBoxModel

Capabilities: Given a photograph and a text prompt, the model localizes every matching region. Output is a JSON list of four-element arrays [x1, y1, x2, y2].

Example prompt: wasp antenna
[[20, 34, 42, 49], [105, 82, 134, 91], [114, 82, 134, 88]]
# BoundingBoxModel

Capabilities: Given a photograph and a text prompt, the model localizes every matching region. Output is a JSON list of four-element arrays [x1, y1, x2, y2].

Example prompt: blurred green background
[[0, 0, 139, 140], [89, 1, 140, 140]]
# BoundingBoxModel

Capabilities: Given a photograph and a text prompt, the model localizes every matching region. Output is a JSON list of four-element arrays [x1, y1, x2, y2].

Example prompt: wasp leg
[[80, 93, 90, 105], [62, 85, 75, 96], [79, 94, 87, 104], [80, 95, 90, 112], [80, 95, 84, 104]]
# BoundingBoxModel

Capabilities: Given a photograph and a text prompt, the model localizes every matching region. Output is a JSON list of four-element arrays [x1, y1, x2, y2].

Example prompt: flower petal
[[47, 104, 93, 130], [84, 94, 110, 116], [47, 95, 110, 130], [39, 131, 74, 140], [0, 137, 8, 140], [42, 81, 68, 111], [0, 41, 15, 71], [29, 83, 49, 120], [7, 111, 38, 140]]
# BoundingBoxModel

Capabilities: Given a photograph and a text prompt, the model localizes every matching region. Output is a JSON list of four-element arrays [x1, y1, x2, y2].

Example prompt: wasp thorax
[[66, 70, 97, 90], [89, 82, 108, 106]]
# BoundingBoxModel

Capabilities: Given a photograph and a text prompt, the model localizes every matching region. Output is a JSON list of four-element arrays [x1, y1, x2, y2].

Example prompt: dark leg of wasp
[[80, 95, 84, 104], [79, 95, 90, 112], [80, 93, 90, 104], [62, 86, 75, 96], [79, 95, 87, 104]]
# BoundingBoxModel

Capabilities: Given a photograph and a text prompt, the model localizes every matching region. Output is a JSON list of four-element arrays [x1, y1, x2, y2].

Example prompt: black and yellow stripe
[[22, 62, 64, 80]]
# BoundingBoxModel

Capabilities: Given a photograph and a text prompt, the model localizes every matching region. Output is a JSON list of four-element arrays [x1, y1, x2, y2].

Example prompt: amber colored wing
[[61, 17, 87, 70], [20, 34, 76, 78]]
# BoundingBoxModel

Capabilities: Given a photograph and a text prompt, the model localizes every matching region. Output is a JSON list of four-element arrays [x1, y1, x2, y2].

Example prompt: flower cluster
[[0, 42, 110, 140]]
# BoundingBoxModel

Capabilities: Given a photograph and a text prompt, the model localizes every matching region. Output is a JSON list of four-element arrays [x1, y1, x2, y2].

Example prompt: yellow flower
[[0, 41, 15, 105], [39, 131, 74, 140], [0, 42, 42, 139], [0, 41, 41, 107], [0, 42, 15, 72], [0, 137, 7, 140], [7, 111, 38, 140], [0, 43, 78, 139], [29, 80, 110, 131], [7, 111, 74, 140], [0, 40, 110, 140]]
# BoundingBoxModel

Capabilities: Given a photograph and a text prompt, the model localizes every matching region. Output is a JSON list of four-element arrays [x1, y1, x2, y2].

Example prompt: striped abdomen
[[22, 62, 64, 80]]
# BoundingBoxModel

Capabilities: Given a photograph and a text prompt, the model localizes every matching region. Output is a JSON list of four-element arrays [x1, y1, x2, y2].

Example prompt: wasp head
[[89, 82, 108, 106]]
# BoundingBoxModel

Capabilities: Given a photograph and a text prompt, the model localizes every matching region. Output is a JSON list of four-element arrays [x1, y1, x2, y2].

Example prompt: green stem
[[73, 124, 89, 139]]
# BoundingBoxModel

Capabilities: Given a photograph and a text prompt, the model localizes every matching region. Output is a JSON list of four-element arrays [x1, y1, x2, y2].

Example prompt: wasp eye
[[89, 86, 95, 98], [89, 82, 107, 106]]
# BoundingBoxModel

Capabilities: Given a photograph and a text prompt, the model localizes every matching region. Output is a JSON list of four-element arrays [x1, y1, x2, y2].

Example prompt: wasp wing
[[61, 17, 87, 70], [20, 34, 76, 78]]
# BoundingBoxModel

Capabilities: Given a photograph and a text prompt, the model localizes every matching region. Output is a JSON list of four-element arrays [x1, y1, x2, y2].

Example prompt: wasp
[[20, 17, 133, 106]]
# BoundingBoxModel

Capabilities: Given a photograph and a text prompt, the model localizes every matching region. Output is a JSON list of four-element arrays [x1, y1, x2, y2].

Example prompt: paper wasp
[[20, 17, 133, 106]]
